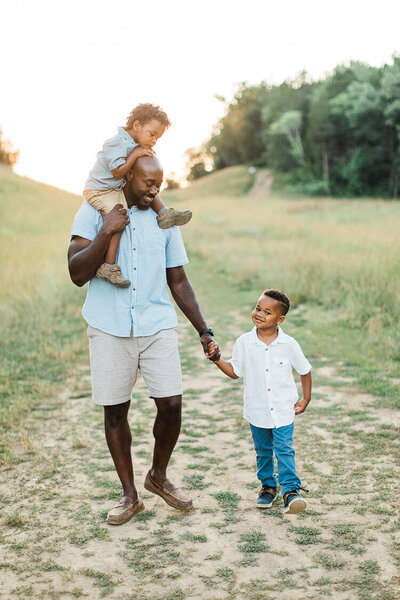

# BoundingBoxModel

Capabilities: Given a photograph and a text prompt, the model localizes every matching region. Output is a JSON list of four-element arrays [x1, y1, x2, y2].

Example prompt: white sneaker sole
[[284, 497, 307, 514]]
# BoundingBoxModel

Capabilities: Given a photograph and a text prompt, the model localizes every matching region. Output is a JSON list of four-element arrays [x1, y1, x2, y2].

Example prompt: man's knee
[[104, 401, 130, 428], [153, 394, 182, 417]]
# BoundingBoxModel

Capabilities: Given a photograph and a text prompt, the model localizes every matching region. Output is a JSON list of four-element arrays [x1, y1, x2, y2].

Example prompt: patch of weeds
[[238, 531, 269, 553], [315, 553, 346, 570], [181, 531, 207, 543], [179, 444, 209, 455], [80, 568, 116, 597], [216, 567, 236, 581], [205, 552, 223, 560], [163, 588, 185, 600], [135, 509, 157, 522], [201, 507, 217, 514], [4, 512, 26, 528], [182, 427, 205, 438], [183, 474, 209, 490], [212, 490, 241, 509], [289, 525, 321, 545], [162, 513, 186, 525], [186, 463, 210, 471], [328, 522, 365, 554], [88, 522, 109, 539], [238, 554, 259, 566], [359, 560, 381, 575], [68, 531, 92, 546]]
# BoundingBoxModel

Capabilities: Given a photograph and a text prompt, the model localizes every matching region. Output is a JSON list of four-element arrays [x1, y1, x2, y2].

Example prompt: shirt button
[[268, 388, 271, 391], [133, 248, 136, 251], [132, 306, 134, 309], [265, 348, 268, 351], [270, 407, 274, 411], [133, 288, 136, 291], [266, 368, 269, 372], [134, 267, 136, 270]]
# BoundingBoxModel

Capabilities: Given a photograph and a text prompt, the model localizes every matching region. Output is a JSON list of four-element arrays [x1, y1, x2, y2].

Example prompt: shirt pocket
[[271, 356, 291, 378]]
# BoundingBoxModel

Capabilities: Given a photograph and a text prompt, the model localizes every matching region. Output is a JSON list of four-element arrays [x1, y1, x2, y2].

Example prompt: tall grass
[[1, 164, 398, 463], [165, 167, 400, 404]]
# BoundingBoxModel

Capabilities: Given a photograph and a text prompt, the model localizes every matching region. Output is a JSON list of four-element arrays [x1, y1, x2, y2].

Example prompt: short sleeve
[[228, 337, 244, 378], [71, 202, 101, 242], [102, 138, 129, 172], [165, 227, 189, 268], [291, 340, 311, 375]]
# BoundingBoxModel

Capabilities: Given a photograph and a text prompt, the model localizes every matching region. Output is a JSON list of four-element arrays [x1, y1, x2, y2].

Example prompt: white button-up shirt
[[229, 326, 311, 429]]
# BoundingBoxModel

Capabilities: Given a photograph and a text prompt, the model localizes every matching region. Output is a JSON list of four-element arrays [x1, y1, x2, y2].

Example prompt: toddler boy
[[84, 103, 192, 287], [207, 289, 312, 514]]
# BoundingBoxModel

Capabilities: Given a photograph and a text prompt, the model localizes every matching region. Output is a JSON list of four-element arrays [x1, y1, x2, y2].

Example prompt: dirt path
[[1, 322, 399, 600], [248, 169, 274, 198]]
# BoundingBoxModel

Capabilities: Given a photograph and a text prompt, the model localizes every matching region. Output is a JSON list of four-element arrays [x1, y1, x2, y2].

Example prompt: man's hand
[[201, 334, 220, 361], [206, 340, 220, 362], [294, 398, 310, 415], [101, 205, 130, 235]]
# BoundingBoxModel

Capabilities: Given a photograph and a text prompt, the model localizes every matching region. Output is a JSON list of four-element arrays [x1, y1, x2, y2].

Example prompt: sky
[[1, 0, 399, 194]]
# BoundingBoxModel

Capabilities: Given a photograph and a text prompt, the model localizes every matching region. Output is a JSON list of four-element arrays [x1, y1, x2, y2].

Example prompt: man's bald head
[[133, 155, 163, 178], [124, 154, 164, 209]]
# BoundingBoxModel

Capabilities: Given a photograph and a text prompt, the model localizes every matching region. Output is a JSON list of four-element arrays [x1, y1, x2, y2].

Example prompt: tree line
[[186, 57, 400, 197]]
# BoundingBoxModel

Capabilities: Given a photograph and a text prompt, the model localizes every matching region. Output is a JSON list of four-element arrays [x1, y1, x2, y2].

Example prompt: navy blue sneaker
[[256, 486, 277, 509], [283, 490, 307, 514]]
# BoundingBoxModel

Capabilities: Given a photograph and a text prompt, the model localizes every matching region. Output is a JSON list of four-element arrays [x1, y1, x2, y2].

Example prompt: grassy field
[[0, 165, 399, 600]]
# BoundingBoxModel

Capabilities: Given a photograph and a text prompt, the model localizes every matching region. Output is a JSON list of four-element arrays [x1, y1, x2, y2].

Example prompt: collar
[[118, 126, 136, 145], [249, 326, 290, 346]]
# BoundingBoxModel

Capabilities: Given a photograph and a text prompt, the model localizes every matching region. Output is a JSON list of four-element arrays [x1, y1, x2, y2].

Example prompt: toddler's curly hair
[[126, 103, 171, 129], [263, 289, 290, 315]]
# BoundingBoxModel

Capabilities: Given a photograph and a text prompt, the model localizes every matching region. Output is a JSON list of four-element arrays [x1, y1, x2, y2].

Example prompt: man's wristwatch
[[199, 327, 214, 337]]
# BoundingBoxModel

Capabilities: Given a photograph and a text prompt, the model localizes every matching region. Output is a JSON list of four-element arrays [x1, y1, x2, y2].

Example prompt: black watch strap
[[199, 327, 214, 337]]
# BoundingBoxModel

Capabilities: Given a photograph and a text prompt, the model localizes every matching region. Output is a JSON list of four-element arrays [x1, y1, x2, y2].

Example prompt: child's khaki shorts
[[83, 188, 127, 214], [87, 325, 182, 405]]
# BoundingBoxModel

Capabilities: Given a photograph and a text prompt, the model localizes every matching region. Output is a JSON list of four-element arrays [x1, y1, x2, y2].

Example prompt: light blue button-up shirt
[[71, 201, 189, 337], [84, 127, 138, 191]]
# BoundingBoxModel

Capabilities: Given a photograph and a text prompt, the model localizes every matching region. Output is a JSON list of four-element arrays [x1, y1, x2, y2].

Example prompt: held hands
[[205, 340, 220, 362], [101, 204, 130, 235], [294, 398, 310, 415]]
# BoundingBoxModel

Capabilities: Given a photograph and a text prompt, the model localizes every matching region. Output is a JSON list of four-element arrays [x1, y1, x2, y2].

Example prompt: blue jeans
[[249, 422, 301, 497]]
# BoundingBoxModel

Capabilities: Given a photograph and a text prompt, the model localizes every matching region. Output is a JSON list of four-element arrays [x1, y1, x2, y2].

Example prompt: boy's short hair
[[263, 289, 290, 315], [126, 103, 171, 129]]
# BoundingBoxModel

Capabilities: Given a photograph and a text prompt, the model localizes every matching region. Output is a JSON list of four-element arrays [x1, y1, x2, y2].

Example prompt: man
[[68, 155, 219, 525]]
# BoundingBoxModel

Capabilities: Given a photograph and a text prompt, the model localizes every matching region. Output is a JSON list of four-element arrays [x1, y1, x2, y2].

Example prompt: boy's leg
[[249, 423, 277, 488], [83, 189, 131, 287], [272, 422, 302, 498], [149, 194, 192, 229], [105, 231, 123, 265]]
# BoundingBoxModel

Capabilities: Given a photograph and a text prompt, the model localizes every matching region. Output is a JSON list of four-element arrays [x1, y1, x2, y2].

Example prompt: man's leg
[[150, 394, 182, 483], [144, 394, 192, 510], [104, 400, 137, 503]]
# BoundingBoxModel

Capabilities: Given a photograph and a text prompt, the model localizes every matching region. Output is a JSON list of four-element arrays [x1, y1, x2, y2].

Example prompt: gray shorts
[[87, 325, 182, 405]]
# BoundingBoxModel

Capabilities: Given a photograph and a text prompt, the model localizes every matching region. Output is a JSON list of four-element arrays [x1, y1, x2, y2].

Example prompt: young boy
[[83, 103, 192, 287], [207, 289, 312, 514]]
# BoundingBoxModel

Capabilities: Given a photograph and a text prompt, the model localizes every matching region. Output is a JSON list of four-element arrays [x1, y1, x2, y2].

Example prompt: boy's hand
[[294, 398, 310, 415], [132, 146, 155, 159], [206, 341, 220, 362]]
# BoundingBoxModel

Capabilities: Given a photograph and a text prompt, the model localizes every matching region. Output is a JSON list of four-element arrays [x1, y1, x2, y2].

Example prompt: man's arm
[[167, 266, 220, 359], [68, 205, 129, 287]]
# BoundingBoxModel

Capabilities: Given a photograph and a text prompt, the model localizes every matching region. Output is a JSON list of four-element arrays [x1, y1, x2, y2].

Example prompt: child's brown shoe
[[157, 208, 192, 229], [96, 264, 131, 288]]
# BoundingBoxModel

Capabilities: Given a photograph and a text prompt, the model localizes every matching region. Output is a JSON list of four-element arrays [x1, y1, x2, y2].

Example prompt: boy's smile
[[252, 294, 285, 336]]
